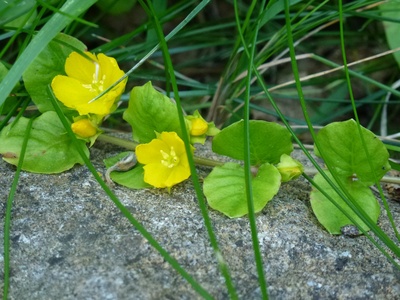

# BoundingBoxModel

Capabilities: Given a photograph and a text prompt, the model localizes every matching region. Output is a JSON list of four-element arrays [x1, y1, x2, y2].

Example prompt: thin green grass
[[2, 0, 400, 298], [3, 110, 32, 300], [234, 0, 269, 298], [48, 86, 214, 299], [0, 0, 97, 107], [140, 0, 238, 298], [282, 0, 400, 262]]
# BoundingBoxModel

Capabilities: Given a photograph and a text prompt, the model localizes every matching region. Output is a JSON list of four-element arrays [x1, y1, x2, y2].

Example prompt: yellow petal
[[137, 131, 192, 188], [52, 75, 94, 110], [51, 75, 114, 115], [190, 117, 208, 136], [159, 132, 185, 154], [65, 52, 97, 84], [143, 163, 172, 188], [98, 54, 124, 83], [164, 164, 191, 187], [136, 139, 167, 164]]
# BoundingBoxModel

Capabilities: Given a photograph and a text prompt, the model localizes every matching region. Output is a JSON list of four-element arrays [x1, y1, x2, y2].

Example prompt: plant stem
[[97, 133, 138, 150], [98, 134, 400, 184]]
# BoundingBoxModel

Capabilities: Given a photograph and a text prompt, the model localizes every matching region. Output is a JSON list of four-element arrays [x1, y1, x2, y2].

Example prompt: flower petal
[[97, 53, 124, 83], [164, 164, 191, 187], [65, 52, 97, 84], [143, 163, 172, 188], [136, 139, 167, 164], [159, 132, 186, 155], [98, 53, 127, 97], [71, 119, 98, 138], [51, 75, 114, 116], [136, 131, 192, 188]]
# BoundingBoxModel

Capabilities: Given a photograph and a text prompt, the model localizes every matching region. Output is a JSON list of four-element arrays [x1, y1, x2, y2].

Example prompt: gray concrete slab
[[1, 136, 400, 299]]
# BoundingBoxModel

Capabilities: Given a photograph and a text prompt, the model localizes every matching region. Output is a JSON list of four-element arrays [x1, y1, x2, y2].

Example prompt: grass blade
[[234, 0, 269, 298], [3, 108, 33, 300], [47, 86, 214, 299], [141, 0, 239, 298], [0, 0, 97, 107]]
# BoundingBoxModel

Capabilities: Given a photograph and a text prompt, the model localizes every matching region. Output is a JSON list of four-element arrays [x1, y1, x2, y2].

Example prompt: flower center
[[160, 146, 180, 168], [82, 61, 107, 95]]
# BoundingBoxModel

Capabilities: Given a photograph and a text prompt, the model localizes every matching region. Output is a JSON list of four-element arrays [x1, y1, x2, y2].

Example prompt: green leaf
[[23, 33, 86, 113], [0, 0, 97, 108], [380, 1, 400, 68], [203, 162, 281, 218], [212, 120, 293, 165], [310, 171, 380, 235], [0, 111, 89, 173], [123, 81, 182, 143], [315, 119, 390, 185], [104, 152, 151, 189]]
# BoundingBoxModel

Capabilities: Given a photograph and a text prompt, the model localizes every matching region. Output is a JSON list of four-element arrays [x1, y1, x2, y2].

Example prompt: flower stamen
[[160, 146, 180, 168], [94, 61, 100, 82], [135, 131, 192, 189]]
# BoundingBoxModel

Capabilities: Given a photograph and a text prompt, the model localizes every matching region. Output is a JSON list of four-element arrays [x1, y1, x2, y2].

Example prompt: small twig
[[105, 151, 137, 186], [267, 47, 400, 93]]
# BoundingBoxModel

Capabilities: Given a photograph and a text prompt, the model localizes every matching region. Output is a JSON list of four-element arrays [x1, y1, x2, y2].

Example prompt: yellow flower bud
[[190, 117, 209, 136], [276, 154, 304, 182], [71, 119, 98, 138]]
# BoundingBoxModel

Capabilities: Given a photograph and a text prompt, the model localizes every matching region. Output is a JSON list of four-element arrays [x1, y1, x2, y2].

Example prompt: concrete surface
[[1, 136, 400, 299]]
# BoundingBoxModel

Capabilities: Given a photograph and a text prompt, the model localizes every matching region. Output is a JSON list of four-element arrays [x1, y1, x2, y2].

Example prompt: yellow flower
[[135, 132, 192, 189], [71, 118, 98, 138], [51, 51, 127, 116]]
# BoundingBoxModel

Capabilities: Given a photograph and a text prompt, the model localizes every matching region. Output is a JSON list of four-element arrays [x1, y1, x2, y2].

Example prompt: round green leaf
[[22, 33, 86, 113], [212, 120, 293, 165], [315, 119, 390, 185], [123, 82, 182, 143], [310, 171, 380, 235], [203, 162, 281, 218], [104, 152, 151, 189], [0, 111, 89, 173]]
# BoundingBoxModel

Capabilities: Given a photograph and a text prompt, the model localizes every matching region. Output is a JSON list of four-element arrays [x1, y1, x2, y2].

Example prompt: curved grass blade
[[337, 0, 400, 243], [282, 0, 400, 262], [233, 0, 269, 298], [3, 115, 33, 299], [48, 87, 213, 299], [141, 0, 239, 298], [0, 0, 97, 107]]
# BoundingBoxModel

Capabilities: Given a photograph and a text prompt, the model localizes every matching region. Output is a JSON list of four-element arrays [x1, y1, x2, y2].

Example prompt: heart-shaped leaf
[[123, 81, 183, 143], [315, 119, 390, 185], [203, 162, 281, 218], [0, 111, 88, 173], [23, 33, 86, 113], [310, 171, 380, 234], [212, 120, 293, 165]]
